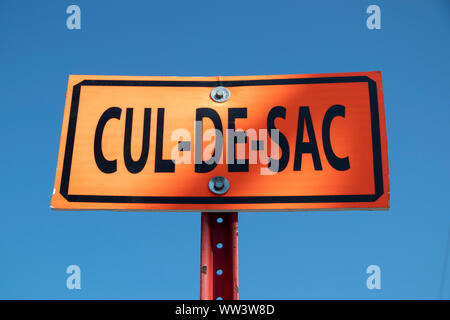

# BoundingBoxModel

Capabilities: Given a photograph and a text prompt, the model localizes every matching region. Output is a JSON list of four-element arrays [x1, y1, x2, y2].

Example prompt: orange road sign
[[51, 72, 389, 211]]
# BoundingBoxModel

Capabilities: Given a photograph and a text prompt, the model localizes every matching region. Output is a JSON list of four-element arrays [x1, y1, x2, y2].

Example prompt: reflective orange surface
[[51, 72, 389, 211]]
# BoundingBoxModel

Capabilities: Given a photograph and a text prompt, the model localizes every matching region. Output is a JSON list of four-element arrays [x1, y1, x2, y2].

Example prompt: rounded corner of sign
[[378, 197, 390, 211], [67, 74, 80, 83], [67, 75, 87, 87], [365, 71, 383, 84], [50, 191, 68, 209]]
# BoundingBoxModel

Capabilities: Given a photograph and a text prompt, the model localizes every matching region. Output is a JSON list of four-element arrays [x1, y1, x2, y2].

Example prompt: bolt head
[[208, 176, 230, 195], [215, 89, 225, 99], [211, 86, 230, 102], [213, 177, 225, 190]]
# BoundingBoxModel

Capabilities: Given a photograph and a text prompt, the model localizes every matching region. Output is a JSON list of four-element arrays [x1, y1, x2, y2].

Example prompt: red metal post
[[200, 212, 239, 300]]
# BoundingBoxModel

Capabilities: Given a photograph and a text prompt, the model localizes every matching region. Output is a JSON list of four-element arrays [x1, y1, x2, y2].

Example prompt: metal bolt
[[215, 89, 225, 99], [214, 177, 225, 190], [211, 86, 230, 102], [209, 176, 230, 194]]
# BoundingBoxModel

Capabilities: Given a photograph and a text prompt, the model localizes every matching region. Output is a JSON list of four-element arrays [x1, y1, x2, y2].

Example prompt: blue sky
[[0, 0, 449, 299]]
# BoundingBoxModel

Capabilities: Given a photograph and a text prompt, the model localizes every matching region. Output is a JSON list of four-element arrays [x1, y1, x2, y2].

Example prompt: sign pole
[[200, 212, 239, 300]]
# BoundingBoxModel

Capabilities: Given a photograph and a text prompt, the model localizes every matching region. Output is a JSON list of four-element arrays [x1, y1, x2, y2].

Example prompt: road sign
[[51, 72, 389, 211]]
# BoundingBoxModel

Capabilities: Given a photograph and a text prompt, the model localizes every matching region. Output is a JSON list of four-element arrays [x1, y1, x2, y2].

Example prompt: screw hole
[[217, 218, 223, 223], [216, 269, 223, 276], [216, 243, 223, 249]]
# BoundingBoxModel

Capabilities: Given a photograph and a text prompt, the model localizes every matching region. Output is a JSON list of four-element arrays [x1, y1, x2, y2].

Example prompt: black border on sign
[[60, 76, 384, 204]]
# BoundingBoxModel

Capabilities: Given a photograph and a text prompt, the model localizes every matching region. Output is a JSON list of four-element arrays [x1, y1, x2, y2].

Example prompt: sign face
[[51, 72, 389, 211]]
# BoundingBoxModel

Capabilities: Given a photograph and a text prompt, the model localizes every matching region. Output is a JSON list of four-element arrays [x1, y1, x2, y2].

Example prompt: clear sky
[[0, 0, 449, 299]]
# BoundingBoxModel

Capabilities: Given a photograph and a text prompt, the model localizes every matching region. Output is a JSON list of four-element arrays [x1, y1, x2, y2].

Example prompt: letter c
[[322, 105, 350, 171], [94, 107, 121, 173]]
